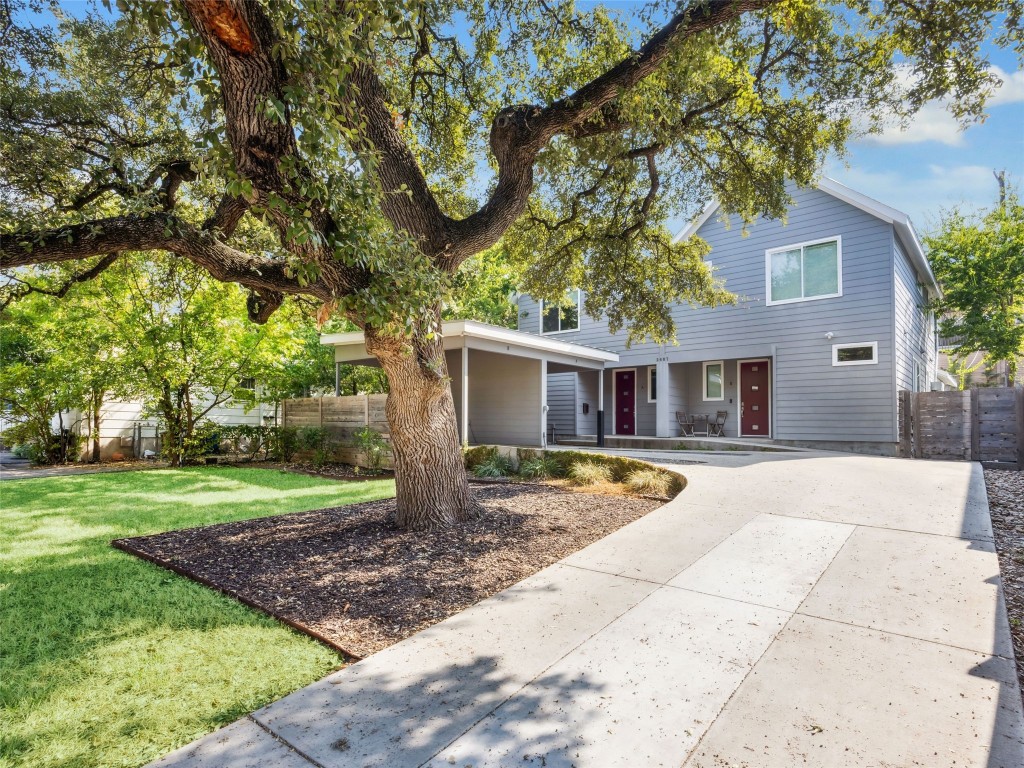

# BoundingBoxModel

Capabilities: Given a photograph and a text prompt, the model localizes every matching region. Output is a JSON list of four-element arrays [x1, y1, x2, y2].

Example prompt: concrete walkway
[[150, 451, 1024, 767]]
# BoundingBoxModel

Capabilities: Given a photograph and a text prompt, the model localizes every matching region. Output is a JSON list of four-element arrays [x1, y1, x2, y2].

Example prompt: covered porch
[[553, 356, 774, 441], [322, 320, 617, 448]]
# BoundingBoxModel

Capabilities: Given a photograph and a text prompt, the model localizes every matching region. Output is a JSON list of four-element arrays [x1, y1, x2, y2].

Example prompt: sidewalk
[[150, 451, 1024, 767]]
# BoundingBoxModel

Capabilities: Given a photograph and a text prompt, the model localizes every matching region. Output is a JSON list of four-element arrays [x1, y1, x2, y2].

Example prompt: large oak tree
[[2, 0, 1021, 528]]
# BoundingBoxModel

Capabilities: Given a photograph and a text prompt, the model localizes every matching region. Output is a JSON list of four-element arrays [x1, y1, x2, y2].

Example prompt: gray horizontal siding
[[546, 372, 577, 437], [520, 185, 905, 443]]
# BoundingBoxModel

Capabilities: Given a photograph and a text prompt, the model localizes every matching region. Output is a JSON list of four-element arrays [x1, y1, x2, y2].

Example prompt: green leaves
[[926, 189, 1024, 383]]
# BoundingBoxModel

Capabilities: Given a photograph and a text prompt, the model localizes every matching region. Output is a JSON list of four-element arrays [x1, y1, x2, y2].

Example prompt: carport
[[321, 320, 617, 447]]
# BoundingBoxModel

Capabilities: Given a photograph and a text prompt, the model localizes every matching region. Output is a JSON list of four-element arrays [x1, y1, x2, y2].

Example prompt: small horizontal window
[[832, 342, 878, 366]]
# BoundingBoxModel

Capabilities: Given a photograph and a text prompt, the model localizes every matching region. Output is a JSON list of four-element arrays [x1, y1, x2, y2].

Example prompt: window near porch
[[540, 290, 580, 334], [647, 367, 657, 403], [703, 361, 724, 401], [832, 341, 878, 366], [766, 237, 842, 305]]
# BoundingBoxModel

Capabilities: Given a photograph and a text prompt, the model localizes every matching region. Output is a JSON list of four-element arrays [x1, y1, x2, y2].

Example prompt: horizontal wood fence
[[899, 387, 1023, 468], [281, 394, 393, 469]]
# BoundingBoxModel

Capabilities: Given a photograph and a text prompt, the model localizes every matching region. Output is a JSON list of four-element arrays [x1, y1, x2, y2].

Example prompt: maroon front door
[[739, 360, 770, 436], [614, 370, 636, 435]]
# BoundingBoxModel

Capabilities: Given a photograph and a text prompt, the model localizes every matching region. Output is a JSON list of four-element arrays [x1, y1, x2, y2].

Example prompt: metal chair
[[675, 411, 695, 437], [709, 410, 728, 437]]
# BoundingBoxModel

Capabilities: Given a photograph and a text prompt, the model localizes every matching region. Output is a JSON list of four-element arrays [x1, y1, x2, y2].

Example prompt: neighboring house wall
[[64, 393, 274, 460], [519, 185, 936, 448]]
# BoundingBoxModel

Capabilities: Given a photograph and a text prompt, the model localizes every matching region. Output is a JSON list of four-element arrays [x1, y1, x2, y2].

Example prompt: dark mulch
[[114, 483, 661, 659], [985, 468, 1024, 700]]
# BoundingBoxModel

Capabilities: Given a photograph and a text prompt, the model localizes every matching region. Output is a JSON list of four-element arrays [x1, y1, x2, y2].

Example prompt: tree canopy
[[2, 0, 1022, 526]]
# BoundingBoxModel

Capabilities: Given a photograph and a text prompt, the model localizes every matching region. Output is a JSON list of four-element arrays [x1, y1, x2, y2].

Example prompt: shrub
[[472, 453, 515, 478], [567, 461, 613, 486], [10, 443, 33, 459], [463, 445, 499, 471], [624, 469, 672, 497], [270, 426, 300, 462], [518, 455, 560, 480], [353, 426, 389, 472], [298, 426, 335, 469]]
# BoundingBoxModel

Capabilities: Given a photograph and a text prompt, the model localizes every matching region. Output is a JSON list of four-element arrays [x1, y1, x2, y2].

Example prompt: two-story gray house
[[517, 178, 940, 455]]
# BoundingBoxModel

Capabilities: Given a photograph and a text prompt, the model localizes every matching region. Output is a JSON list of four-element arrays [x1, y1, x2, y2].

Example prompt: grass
[[0, 466, 395, 768]]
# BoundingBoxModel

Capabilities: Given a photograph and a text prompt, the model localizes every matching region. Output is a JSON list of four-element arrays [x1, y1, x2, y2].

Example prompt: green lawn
[[0, 466, 395, 768]]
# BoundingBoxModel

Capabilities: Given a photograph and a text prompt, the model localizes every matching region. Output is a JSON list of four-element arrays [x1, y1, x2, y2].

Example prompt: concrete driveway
[[150, 451, 1024, 768]]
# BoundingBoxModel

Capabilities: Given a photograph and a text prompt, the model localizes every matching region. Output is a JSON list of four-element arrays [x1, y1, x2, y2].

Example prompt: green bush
[[270, 426, 300, 462], [472, 453, 515, 478], [624, 469, 672, 496], [567, 461, 614, 486], [353, 426, 389, 472], [518, 455, 560, 480], [298, 427, 335, 469], [11, 443, 33, 459]]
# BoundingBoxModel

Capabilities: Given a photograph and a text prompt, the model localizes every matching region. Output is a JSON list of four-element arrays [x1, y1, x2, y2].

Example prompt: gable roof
[[671, 177, 940, 296]]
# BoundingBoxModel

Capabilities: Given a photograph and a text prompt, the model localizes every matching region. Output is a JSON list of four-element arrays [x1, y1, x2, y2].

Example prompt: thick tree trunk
[[366, 326, 477, 531]]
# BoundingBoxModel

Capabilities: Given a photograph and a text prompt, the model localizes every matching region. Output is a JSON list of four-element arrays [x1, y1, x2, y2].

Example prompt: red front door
[[614, 370, 636, 435], [739, 360, 770, 436]]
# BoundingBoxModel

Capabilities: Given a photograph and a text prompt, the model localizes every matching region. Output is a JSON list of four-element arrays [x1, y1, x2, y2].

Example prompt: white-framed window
[[766, 236, 842, 306], [832, 341, 878, 366], [647, 366, 657, 403], [703, 360, 724, 400], [540, 289, 581, 334]]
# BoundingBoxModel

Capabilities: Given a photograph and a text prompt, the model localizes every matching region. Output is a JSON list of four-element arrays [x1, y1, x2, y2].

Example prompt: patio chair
[[676, 411, 695, 437], [709, 410, 728, 437]]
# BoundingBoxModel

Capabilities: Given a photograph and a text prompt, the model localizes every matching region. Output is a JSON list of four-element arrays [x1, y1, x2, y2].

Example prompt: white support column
[[655, 359, 671, 437], [540, 359, 548, 448], [597, 368, 605, 446], [461, 345, 470, 447]]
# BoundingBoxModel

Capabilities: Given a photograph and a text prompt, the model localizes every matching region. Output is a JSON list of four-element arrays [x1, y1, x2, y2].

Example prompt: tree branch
[[0, 214, 326, 299]]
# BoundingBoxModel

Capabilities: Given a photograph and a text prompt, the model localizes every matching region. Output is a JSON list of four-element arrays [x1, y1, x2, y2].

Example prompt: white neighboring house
[[58, 382, 277, 461]]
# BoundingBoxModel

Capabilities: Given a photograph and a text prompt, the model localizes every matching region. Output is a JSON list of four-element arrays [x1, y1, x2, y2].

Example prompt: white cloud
[[824, 162, 1000, 230], [859, 66, 1024, 147]]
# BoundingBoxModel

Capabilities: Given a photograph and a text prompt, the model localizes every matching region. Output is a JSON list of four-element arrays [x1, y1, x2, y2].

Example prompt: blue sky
[[824, 47, 1024, 233]]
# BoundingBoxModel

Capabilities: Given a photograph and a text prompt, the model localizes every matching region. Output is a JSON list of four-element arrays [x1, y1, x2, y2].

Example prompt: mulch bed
[[113, 483, 661, 659], [985, 468, 1024, 700]]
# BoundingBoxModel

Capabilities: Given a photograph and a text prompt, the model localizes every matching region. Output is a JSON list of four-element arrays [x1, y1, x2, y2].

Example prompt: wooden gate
[[899, 387, 1023, 467]]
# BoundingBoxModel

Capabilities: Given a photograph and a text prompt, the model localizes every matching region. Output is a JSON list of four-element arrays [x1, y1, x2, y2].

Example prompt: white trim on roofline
[[321, 319, 619, 363], [669, 177, 940, 298]]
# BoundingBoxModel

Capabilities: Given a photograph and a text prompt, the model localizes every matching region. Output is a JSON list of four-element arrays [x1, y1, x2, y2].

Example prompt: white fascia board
[[817, 178, 940, 298], [670, 199, 721, 244], [667, 177, 940, 298], [322, 319, 618, 365]]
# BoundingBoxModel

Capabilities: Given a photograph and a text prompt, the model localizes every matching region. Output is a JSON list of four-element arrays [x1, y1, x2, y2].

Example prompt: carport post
[[597, 370, 605, 447], [334, 362, 340, 396], [461, 345, 469, 447]]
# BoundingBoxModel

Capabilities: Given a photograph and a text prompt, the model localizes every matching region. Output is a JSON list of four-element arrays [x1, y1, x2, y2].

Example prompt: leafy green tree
[[928, 192, 1024, 386], [0, 292, 96, 462], [1, 0, 1021, 527], [98, 256, 299, 465]]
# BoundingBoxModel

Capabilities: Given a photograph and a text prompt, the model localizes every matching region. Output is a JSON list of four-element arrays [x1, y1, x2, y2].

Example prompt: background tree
[[2, 0, 1022, 527], [98, 256, 299, 465], [927, 188, 1024, 386]]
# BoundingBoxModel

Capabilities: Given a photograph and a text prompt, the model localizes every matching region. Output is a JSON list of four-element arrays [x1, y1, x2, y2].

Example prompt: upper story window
[[541, 290, 580, 334], [766, 237, 842, 306]]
